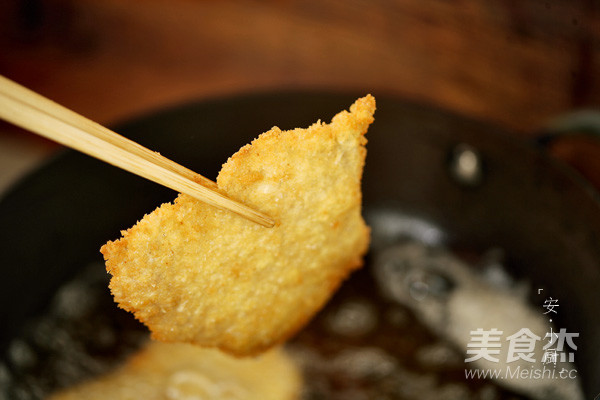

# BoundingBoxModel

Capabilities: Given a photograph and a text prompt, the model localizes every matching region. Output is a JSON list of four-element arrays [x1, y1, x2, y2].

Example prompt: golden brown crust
[[48, 342, 301, 400], [101, 95, 375, 355]]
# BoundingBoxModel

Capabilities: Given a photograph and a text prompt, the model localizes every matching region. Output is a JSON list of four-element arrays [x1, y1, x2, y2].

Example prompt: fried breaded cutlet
[[48, 342, 300, 400], [101, 95, 375, 355]]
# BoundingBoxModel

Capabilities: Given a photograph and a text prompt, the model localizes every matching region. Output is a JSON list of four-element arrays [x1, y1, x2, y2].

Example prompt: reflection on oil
[[0, 207, 586, 400]]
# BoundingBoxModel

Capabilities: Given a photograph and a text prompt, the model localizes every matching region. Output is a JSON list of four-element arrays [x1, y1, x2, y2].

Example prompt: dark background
[[0, 0, 598, 187], [0, 0, 597, 129]]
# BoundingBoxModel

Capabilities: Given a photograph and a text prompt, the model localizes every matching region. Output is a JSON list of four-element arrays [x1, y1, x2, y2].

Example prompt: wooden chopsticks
[[0, 75, 275, 228]]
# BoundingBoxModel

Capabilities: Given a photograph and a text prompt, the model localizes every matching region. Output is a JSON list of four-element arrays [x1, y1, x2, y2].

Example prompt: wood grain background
[[1, 0, 597, 129], [0, 0, 598, 184]]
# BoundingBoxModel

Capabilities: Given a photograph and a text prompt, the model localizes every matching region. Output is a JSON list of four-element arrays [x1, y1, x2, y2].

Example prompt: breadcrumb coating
[[101, 95, 375, 355]]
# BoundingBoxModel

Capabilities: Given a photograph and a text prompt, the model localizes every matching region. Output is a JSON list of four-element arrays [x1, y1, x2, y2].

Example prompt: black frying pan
[[1, 92, 599, 397]]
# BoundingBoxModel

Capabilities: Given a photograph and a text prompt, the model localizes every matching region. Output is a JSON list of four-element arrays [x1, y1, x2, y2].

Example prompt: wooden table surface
[[0, 0, 598, 190]]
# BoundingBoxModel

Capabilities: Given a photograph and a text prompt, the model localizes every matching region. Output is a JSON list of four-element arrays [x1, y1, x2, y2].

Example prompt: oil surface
[[1, 208, 566, 400], [1, 264, 528, 400]]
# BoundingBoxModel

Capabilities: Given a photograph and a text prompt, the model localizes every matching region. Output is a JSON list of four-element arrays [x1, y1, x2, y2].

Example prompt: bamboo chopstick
[[0, 75, 275, 228]]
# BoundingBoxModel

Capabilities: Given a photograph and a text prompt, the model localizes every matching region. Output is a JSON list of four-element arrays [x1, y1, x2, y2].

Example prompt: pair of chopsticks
[[0, 75, 274, 228]]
